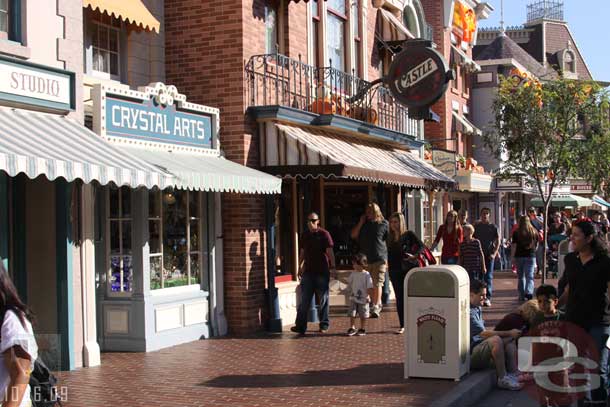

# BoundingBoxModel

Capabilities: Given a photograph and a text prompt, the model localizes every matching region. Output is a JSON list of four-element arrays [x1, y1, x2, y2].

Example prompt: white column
[[80, 183, 101, 367]]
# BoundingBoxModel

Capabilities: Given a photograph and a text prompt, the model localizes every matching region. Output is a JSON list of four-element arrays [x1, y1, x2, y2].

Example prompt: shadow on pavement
[[200, 362, 404, 388]]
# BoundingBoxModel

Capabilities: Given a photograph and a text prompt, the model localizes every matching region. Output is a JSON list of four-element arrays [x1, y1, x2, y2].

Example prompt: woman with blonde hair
[[387, 212, 425, 334], [430, 210, 463, 264], [351, 202, 389, 318], [511, 215, 539, 301]]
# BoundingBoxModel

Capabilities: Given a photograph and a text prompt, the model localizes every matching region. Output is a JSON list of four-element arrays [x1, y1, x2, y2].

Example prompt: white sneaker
[[497, 375, 523, 391]]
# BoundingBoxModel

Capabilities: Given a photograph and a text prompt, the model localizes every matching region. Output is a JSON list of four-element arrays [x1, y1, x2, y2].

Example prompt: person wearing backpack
[[0, 264, 38, 407]]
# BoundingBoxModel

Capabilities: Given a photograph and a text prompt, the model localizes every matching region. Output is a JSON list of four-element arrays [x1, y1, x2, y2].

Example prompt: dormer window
[[564, 50, 575, 73]]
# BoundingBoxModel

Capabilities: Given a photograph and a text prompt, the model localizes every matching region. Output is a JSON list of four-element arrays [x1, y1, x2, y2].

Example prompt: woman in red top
[[430, 210, 464, 264]]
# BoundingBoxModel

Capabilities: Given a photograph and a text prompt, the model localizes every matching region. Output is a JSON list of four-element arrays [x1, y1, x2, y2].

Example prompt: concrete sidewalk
[[57, 273, 534, 407]]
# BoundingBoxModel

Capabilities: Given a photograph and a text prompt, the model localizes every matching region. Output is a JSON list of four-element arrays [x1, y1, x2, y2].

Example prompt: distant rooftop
[[526, 0, 564, 23]]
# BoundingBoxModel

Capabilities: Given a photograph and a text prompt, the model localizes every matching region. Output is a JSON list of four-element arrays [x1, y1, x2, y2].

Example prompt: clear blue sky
[[477, 0, 609, 81]]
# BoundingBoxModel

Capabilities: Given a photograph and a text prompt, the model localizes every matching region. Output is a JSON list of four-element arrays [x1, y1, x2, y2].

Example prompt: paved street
[[56, 273, 533, 407]]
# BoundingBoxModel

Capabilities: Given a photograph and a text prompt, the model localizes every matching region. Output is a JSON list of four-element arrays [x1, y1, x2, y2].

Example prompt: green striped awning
[[123, 147, 282, 194], [0, 106, 172, 188], [530, 194, 593, 208]]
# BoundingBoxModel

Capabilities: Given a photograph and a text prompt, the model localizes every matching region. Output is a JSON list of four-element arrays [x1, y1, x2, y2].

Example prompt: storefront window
[[422, 194, 438, 247], [325, 185, 368, 269], [149, 189, 202, 290], [108, 186, 133, 293]]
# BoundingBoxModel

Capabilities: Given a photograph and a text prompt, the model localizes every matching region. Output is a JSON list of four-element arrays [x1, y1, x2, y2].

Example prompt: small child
[[535, 284, 563, 322], [346, 253, 374, 336], [458, 224, 486, 281]]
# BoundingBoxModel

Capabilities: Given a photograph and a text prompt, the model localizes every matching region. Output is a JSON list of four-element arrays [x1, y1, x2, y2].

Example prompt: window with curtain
[[0, 0, 8, 34], [264, 2, 278, 54], [149, 189, 202, 290], [352, 0, 361, 76], [108, 187, 133, 294], [326, 0, 347, 72], [312, 0, 320, 68], [88, 12, 122, 79]]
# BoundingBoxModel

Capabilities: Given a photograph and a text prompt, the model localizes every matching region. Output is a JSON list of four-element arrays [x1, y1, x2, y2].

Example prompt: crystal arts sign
[[93, 82, 218, 151]]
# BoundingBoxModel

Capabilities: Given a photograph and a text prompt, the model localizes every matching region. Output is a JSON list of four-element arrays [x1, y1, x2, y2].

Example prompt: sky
[[477, 0, 609, 81]]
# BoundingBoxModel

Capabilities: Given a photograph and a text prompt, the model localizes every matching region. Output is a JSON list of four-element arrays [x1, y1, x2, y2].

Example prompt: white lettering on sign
[[0, 62, 71, 106], [394, 58, 439, 92], [110, 105, 207, 140]]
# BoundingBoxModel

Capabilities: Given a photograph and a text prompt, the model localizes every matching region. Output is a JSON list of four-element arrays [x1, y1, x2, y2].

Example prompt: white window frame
[[85, 11, 123, 81], [106, 187, 133, 298], [149, 189, 203, 291]]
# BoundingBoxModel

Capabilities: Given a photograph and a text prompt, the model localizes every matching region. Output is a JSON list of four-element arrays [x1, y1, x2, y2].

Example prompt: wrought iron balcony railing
[[245, 53, 421, 138]]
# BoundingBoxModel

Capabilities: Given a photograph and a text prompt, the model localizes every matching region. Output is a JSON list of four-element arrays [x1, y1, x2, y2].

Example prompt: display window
[[149, 189, 203, 290], [107, 186, 133, 294]]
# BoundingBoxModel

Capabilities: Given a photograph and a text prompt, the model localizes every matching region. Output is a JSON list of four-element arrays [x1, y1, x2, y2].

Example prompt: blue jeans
[[442, 256, 458, 265], [484, 256, 495, 299], [585, 325, 610, 404], [294, 272, 330, 333], [515, 257, 535, 300]]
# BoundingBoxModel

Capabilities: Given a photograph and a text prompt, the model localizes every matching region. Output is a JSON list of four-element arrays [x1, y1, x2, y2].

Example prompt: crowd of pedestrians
[[289, 202, 610, 404]]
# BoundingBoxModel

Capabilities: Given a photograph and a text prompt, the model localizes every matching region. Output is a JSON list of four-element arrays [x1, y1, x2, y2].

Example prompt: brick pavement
[[57, 273, 546, 407]]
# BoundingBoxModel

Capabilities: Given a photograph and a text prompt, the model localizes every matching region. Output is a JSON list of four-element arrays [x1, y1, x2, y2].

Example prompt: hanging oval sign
[[386, 42, 452, 109]]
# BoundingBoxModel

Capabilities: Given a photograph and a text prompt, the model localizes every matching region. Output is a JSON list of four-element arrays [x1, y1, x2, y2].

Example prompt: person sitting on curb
[[469, 280, 523, 391]]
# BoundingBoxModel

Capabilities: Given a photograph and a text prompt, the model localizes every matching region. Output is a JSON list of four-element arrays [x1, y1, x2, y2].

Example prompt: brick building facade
[[165, 0, 456, 333]]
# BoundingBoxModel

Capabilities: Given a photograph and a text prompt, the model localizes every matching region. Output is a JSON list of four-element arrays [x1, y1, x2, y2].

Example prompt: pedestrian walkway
[[57, 273, 534, 407]]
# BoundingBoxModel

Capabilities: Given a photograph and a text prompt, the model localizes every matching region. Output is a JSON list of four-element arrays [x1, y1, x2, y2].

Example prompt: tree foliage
[[483, 74, 610, 281]]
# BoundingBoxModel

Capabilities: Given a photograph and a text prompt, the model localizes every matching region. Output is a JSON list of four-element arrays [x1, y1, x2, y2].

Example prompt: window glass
[[108, 187, 132, 293], [403, 6, 420, 37], [0, 0, 8, 33], [89, 13, 121, 78], [149, 189, 203, 290], [326, 14, 345, 72], [328, 0, 346, 15], [311, 0, 319, 18], [265, 4, 278, 54], [351, 0, 360, 38]]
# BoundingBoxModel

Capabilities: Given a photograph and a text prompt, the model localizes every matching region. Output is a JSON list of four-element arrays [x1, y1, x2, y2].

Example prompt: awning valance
[[451, 44, 481, 73], [593, 195, 610, 209], [530, 194, 593, 208], [261, 123, 454, 189], [84, 0, 160, 32], [122, 147, 282, 194], [378, 8, 414, 44], [0, 107, 172, 188], [452, 111, 482, 136]]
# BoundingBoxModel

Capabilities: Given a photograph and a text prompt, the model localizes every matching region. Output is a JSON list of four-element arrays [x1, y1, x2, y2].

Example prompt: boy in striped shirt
[[459, 224, 487, 281]]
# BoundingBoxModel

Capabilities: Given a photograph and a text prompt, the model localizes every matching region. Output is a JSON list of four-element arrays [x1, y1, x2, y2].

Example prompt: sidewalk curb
[[430, 370, 496, 407]]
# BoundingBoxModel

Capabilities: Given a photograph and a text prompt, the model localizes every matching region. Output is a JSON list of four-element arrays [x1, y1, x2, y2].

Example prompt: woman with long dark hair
[[560, 221, 610, 405], [430, 210, 463, 265], [387, 212, 424, 334], [511, 215, 538, 301], [0, 264, 37, 407]]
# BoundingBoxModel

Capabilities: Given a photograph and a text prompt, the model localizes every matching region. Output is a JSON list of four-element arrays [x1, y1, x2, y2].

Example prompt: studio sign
[[386, 40, 453, 109]]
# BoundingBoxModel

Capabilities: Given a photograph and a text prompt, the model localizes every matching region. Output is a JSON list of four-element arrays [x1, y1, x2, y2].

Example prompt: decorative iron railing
[[244, 53, 421, 138]]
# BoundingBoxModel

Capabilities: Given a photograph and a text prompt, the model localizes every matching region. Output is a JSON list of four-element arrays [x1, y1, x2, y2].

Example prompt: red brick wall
[[165, 0, 269, 334], [421, 0, 472, 157], [286, 2, 309, 61]]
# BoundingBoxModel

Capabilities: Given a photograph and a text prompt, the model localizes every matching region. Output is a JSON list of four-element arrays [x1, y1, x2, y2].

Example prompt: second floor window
[[352, 0, 361, 76], [85, 11, 123, 80], [327, 0, 346, 72], [0, 0, 8, 35], [265, 3, 278, 54]]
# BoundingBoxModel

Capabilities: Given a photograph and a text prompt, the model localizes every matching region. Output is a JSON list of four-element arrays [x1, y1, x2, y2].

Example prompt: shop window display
[[149, 189, 202, 290], [108, 186, 133, 293]]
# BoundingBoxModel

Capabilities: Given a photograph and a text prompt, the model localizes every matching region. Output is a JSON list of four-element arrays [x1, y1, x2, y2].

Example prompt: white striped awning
[[452, 111, 482, 136], [260, 123, 454, 189], [122, 147, 282, 194], [0, 107, 172, 188], [378, 8, 415, 43]]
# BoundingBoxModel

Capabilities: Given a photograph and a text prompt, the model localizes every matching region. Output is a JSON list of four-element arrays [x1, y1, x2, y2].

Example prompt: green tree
[[484, 75, 610, 282]]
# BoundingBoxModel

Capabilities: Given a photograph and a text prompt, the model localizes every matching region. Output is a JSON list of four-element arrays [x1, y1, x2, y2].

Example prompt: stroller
[[547, 234, 568, 279]]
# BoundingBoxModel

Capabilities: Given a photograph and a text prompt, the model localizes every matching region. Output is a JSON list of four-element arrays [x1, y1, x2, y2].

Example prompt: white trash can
[[404, 265, 470, 381]]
